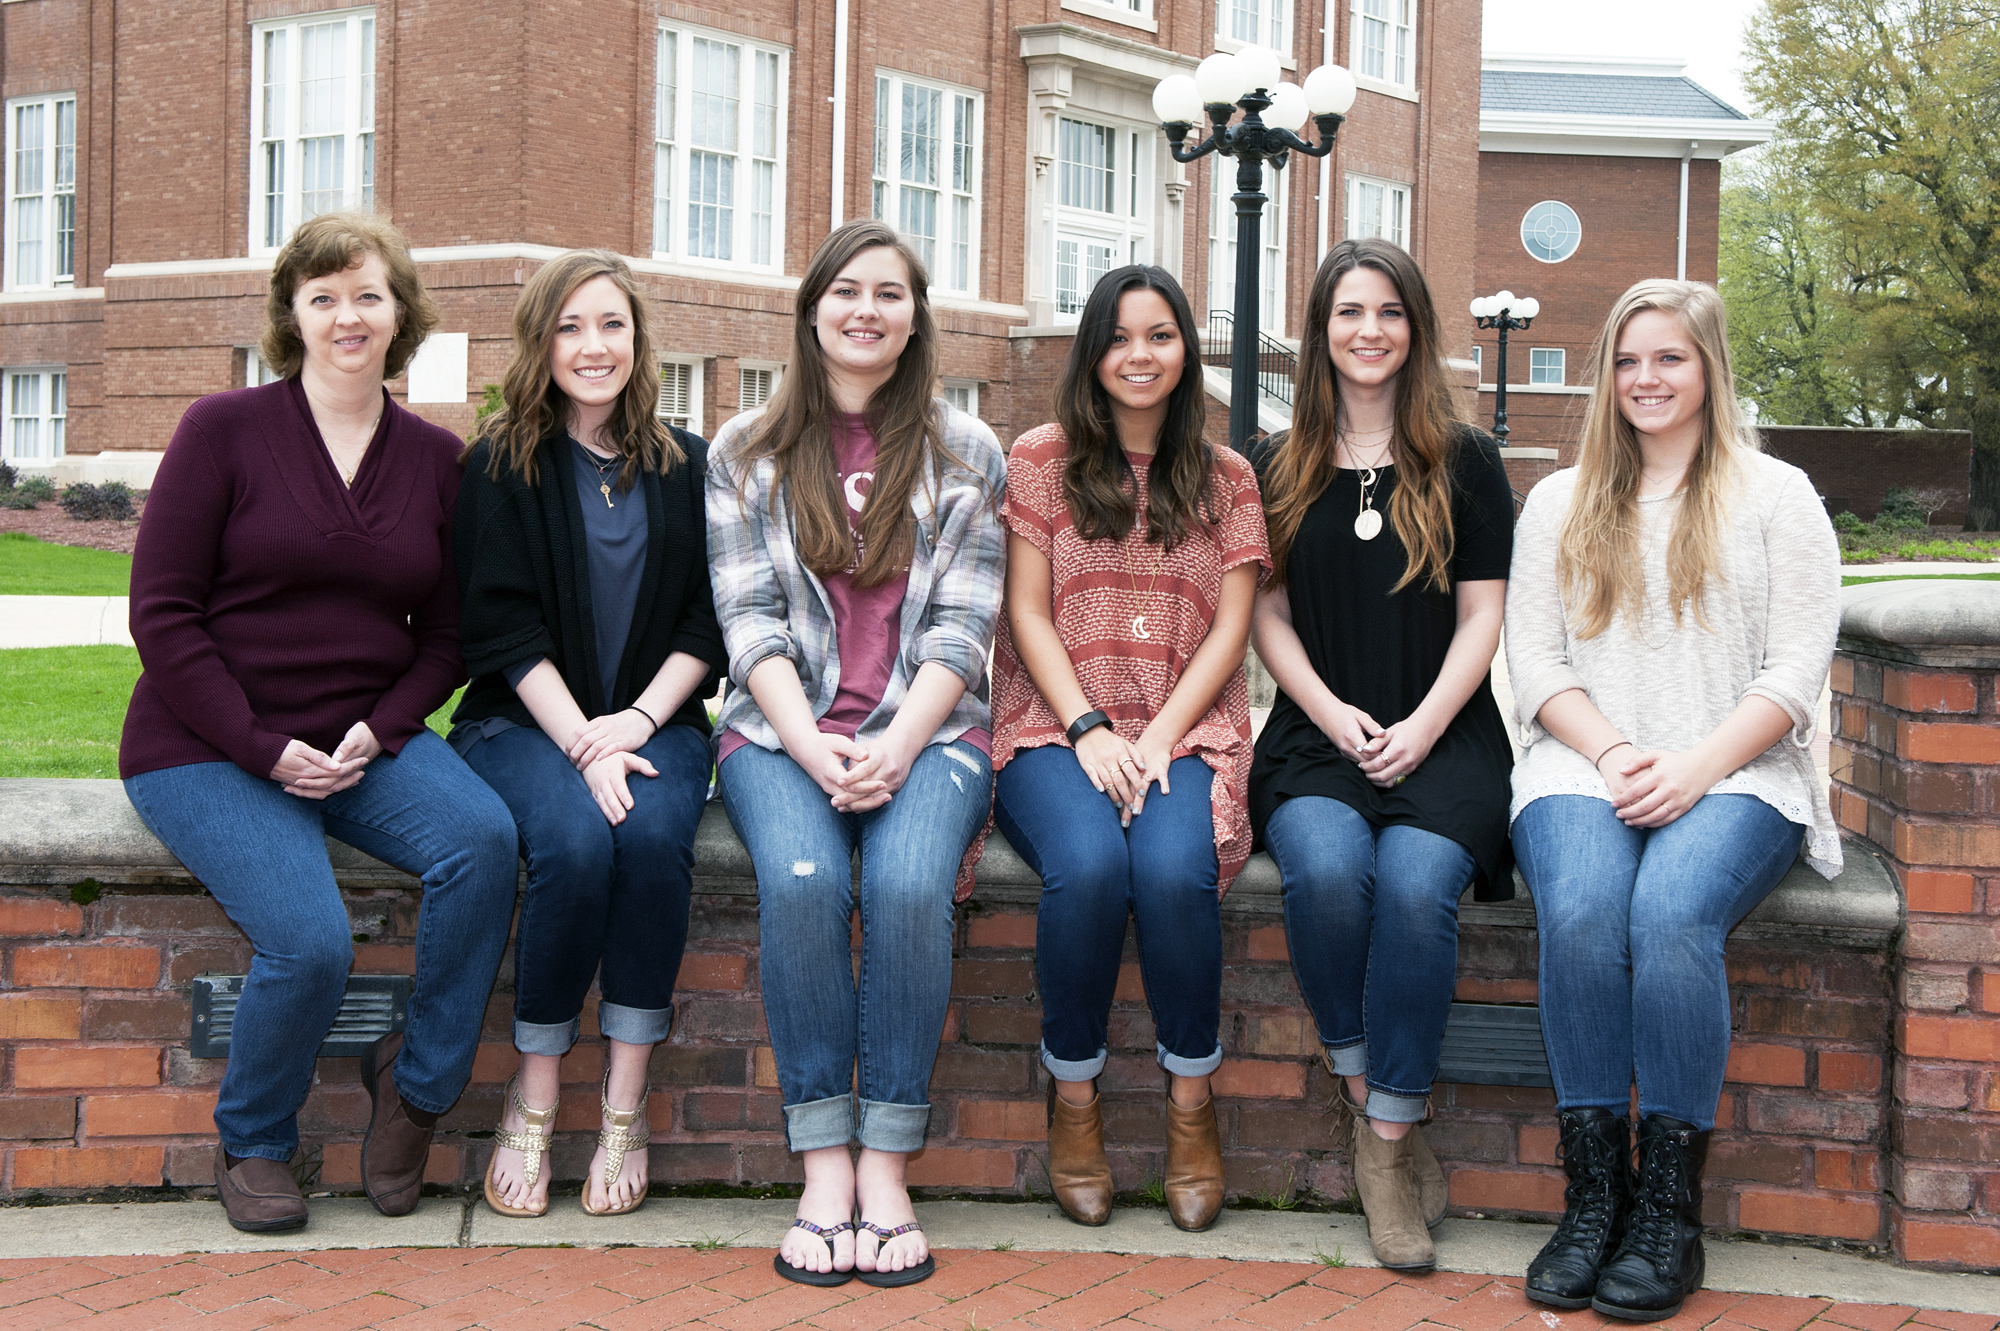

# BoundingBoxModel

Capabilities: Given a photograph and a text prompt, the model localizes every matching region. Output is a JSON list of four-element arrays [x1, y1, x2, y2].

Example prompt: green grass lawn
[[0, 643, 463, 779], [0, 532, 134, 596], [1842, 572, 2000, 586]]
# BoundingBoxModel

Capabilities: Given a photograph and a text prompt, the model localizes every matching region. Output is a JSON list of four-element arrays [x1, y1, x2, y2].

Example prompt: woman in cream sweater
[[1505, 280, 1840, 1322]]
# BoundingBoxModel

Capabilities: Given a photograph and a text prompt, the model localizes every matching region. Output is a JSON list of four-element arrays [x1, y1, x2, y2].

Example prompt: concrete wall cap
[[0, 779, 1898, 948], [1841, 579, 2000, 648]]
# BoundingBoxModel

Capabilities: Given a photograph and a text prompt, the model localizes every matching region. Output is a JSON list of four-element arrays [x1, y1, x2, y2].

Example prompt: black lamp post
[[1152, 52, 1356, 453], [1471, 290, 1539, 445]]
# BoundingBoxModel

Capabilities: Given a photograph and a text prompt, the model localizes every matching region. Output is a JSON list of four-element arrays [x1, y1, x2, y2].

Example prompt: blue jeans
[[1512, 793, 1805, 1129], [461, 722, 710, 1055], [1264, 796, 1475, 1124], [993, 744, 1224, 1082], [718, 738, 991, 1154], [123, 730, 519, 1161]]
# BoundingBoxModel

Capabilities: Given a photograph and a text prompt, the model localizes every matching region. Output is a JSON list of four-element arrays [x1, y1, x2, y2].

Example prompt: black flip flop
[[856, 1219, 936, 1287], [772, 1218, 855, 1286]]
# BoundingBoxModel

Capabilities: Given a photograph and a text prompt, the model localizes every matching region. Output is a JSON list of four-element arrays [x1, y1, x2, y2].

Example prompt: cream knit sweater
[[1505, 452, 1843, 878]]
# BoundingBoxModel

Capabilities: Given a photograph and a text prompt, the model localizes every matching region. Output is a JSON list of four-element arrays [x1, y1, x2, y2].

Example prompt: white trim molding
[[1481, 110, 1772, 160], [1059, 0, 1157, 33], [0, 285, 101, 305]]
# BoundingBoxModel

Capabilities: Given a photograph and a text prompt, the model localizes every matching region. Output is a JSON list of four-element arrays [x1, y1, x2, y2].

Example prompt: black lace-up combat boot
[[1525, 1107, 1632, 1309], [1591, 1115, 1711, 1321]]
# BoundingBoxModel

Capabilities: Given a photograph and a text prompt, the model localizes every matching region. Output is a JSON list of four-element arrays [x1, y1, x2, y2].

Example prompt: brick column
[[1828, 581, 2000, 1271]]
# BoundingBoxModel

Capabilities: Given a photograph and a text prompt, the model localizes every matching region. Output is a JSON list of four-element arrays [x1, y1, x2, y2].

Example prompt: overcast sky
[[1482, 0, 1770, 114]]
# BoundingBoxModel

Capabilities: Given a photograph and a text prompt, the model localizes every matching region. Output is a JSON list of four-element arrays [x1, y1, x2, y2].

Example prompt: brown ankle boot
[[1350, 1115, 1436, 1271], [215, 1149, 308, 1233], [1046, 1080, 1112, 1226], [1164, 1092, 1224, 1232], [1331, 1068, 1446, 1230]]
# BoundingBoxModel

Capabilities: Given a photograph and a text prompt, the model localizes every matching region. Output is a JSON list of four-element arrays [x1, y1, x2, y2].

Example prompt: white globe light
[[1495, 290, 1516, 311], [1470, 296, 1490, 319], [1152, 75, 1204, 125], [1195, 53, 1248, 106], [1518, 296, 1541, 319], [1266, 82, 1309, 131], [1236, 45, 1283, 95], [1303, 63, 1358, 115]]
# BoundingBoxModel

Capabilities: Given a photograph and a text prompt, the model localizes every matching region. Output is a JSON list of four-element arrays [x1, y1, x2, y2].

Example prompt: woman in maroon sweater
[[120, 212, 519, 1235]]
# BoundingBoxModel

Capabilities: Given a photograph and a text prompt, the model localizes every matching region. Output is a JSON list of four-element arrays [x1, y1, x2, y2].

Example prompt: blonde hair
[[261, 211, 437, 380], [1557, 279, 1756, 639]]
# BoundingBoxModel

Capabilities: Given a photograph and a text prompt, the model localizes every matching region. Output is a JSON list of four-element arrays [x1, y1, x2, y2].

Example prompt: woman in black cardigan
[[453, 250, 724, 1219]]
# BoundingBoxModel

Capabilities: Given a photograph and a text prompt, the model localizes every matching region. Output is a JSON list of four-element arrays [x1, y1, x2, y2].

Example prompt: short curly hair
[[260, 211, 439, 380]]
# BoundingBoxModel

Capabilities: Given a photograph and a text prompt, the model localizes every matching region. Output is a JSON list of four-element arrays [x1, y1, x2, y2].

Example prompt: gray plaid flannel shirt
[[705, 402, 1008, 753]]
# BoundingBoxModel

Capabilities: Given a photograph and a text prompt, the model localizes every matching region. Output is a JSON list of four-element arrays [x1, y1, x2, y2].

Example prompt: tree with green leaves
[[1744, 0, 2000, 528]]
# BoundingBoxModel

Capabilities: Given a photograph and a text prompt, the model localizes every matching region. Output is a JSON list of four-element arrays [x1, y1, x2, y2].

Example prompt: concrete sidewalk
[[0, 1198, 1993, 1316], [0, 594, 132, 649]]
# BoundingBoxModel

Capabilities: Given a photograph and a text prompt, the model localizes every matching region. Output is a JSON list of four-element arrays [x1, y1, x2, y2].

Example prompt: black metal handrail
[[1204, 309, 1297, 409]]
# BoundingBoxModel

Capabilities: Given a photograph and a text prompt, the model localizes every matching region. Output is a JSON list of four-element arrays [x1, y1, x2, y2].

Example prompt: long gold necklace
[[334, 409, 383, 488], [582, 445, 619, 508], [1338, 429, 1395, 541], [1123, 524, 1163, 640]]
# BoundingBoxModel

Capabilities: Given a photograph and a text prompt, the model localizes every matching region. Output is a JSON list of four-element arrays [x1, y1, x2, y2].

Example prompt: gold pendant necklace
[[1123, 517, 1162, 641], [582, 444, 619, 509]]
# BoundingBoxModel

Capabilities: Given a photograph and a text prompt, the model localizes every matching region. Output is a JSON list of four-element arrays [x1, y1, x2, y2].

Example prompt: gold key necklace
[[581, 443, 619, 508]]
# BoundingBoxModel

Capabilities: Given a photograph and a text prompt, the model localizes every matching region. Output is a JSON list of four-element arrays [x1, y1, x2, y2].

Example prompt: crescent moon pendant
[[1132, 615, 1150, 639]]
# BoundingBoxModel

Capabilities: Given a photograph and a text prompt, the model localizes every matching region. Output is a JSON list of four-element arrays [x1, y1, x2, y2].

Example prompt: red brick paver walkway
[[1, 1247, 1993, 1331]]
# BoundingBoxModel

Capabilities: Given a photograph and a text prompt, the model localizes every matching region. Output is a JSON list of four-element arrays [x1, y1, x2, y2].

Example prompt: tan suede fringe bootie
[[1046, 1079, 1113, 1226]]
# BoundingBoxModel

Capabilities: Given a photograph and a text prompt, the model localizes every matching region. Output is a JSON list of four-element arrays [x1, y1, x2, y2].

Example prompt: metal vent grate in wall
[[1435, 1002, 1551, 1088], [190, 975, 413, 1059]]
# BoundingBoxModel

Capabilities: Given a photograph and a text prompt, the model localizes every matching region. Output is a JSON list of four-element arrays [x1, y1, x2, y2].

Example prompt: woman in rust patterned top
[[984, 265, 1268, 1234]]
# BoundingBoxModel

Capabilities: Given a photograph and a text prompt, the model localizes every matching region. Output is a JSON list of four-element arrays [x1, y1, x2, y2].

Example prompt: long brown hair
[[732, 219, 966, 587], [1558, 280, 1753, 638], [468, 249, 684, 487], [1264, 238, 1462, 592], [1054, 265, 1216, 549]]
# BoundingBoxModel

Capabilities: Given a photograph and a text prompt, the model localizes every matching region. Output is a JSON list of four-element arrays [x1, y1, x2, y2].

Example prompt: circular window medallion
[[1521, 200, 1583, 263]]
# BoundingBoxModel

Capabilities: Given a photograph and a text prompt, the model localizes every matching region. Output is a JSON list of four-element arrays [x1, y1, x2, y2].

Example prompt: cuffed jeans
[[992, 744, 1224, 1083], [123, 730, 519, 1161], [1512, 793, 1805, 1130], [1264, 796, 1475, 1124], [461, 722, 710, 1055], [718, 738, 991, 1155]]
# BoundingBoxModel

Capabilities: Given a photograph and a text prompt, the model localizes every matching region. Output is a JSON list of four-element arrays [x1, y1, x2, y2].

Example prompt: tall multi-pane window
[[5, 95, 77, 290], [251, 9, 375, 253], [1352, 0, 1414, 86], [1216, 0, 1288, 49], [871, 73, 980, 296], [1346, 174, 1409, 248], [1053, 117, 1150, 318], [653, 24, 787, 270], [1208, 159, 1285, 333], [4, 368, 65, 462]]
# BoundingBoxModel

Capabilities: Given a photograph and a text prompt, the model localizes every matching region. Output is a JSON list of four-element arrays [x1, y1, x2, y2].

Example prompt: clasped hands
[[1074, 726, 1174, 828], [270, 722, 382, 799], [796, 730, 919, 813], [566, 708, 661, 826], [1316, 700, 1438, 789], [1598, 743, 1714, 828]]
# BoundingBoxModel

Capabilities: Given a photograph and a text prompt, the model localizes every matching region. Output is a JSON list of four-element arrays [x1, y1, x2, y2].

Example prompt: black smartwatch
[[1065, 709, 1112, 745]]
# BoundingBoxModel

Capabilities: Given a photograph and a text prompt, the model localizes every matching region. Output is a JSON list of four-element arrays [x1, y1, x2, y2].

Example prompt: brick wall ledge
[[0, 777, 1899, 948], [1839, 581, 2000, 670]]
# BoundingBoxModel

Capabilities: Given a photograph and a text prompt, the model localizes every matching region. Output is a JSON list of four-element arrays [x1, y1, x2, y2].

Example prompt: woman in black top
[[1249, 239, 1514, 1272], [453, 250, 725, 1219]]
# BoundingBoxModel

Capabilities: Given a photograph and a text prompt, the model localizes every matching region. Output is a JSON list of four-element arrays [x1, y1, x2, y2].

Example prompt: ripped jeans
[[718, 737, 992, 1154]]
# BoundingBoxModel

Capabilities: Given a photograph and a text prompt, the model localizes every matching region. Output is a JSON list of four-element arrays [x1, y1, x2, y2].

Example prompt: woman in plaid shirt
[[707, 220, 1006, 1291]]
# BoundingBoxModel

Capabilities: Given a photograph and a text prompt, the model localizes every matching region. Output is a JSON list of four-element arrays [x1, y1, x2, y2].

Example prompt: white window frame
[[653, 23, 789, 273], [941, 379, 980, 417], [1215, 0, 1290, 52], [249, 8, 376, 255], [1470, 345, 1482, 378], [4, 367, 65, 463], [1350, 0, 1415, 88], [1052, 115, 1152, 321], [1529, 348, 1566, 386], [1209, 157, 1286, 334], [737, 361, 782, 412], [245, 348, 285, 387], [5, 95, 77, 291], [1345, 173, 1409, 249], [658, 358, 703, 432], [871, 71, 982, 297]]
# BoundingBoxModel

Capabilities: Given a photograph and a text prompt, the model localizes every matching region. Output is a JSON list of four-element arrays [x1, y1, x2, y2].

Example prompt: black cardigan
[[451, 428, 724, 736]]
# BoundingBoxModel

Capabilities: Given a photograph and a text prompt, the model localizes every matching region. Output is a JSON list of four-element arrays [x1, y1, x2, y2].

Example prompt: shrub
[[475, 383, 505, 427], [1831, 509, 1867, 534], [58, 480, 137, 522], [0, 474, 55, 509], [1874, 485, 1929, 532], [0, 460, 15, 491]]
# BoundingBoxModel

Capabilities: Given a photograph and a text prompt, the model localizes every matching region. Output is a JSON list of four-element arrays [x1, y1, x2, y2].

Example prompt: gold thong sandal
[[483, 1075, 558, 1218], [580, 1075, 651, 1216]]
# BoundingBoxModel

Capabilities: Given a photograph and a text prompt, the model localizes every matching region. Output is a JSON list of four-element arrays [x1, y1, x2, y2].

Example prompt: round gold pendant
[[1354, 508, 1383, 541]]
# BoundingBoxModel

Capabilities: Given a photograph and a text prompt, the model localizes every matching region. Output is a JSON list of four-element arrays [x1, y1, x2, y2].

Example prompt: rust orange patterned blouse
[[967, 423, 1270, 897]]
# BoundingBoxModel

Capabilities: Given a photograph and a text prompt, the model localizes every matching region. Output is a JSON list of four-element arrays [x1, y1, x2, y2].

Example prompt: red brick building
[[0, 0, 1483, 483], [1472, 54, 1770, 474]]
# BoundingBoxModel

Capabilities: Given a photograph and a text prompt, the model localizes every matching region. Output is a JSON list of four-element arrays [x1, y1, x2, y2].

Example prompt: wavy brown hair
[[261, 210, 438, 380], [1264, 238, 1462, 592], [1557, 279, 1754, 638], [468, 249, 684, 488], [732, 219, 974, 587], [1054, 265, 1216, 549]]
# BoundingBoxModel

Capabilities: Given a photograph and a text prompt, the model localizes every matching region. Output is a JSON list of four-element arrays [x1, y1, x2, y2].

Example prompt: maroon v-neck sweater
[[120, 378, 467, 781]]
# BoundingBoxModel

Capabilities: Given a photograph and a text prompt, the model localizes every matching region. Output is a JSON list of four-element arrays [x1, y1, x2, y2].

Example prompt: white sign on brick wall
[[405, 332, 469, 404]]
